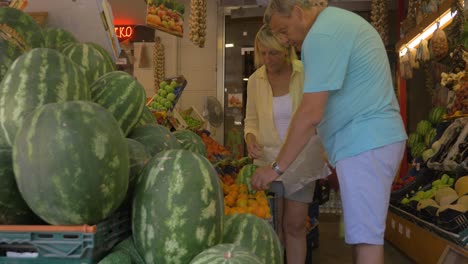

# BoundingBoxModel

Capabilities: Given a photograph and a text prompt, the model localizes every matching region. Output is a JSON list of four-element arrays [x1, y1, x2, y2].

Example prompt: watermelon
[[87, 42, 116, 71], [134, 106, 155, 128], [407, 133, 422, 149], [428, 107, 447, 125], [0, 48, 89, 147], [222, 213, 283, 264], [43, 27, 77, 50], [60, 42, 114, 84], [236, 164, 258, 193], [91, 71, 146, 135], [0, 148, 40, 224], [0, 39, 22, 83], [190, 243, 263, 264], [416, 120, 433, 136], [132, 149, 224, 264], [126, 138, 151, 190], [0, 7, 45, 50], [424, 128, 437, 147], [112, 238, 146, 264], [411, 142, 426, 159], [128, 123, 181, 156], [98, 250, 131, 264], [173, 129, 207, 156], [13, 101, 129, 225]]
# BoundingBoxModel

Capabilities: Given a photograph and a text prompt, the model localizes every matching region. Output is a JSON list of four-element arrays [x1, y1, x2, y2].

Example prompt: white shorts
[[336, 141, 405, 245]]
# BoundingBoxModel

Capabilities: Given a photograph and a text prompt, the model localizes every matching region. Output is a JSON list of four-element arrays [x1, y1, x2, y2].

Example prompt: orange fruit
[[236, 198, 248, 208], [224, 195, 236, 207]]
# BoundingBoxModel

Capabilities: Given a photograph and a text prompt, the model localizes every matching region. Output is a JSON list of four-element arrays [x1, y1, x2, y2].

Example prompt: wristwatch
[[270, 161, 284, 176]]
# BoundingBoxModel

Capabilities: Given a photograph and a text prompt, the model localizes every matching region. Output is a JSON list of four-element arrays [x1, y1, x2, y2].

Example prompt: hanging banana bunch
[[153, 36, 165, 94], [370, 0, 389, 46], [189, 0, 207, 48]]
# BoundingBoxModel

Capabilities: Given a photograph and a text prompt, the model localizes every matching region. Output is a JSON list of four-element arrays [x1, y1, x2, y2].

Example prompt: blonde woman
[[245, 25, 329, 264], [252, 1, 407, 264]]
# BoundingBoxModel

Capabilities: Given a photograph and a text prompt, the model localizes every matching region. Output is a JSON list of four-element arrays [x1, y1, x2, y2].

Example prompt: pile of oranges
[[221, 176, 272, 219]]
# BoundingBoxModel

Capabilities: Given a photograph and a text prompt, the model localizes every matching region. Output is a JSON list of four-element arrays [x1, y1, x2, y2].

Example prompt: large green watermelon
[[0, 48, 90, 147], [132, 149, 224, 264], [134, 106, 155, 128], [126, 138, 151, 190], [173, 130, 207, 157], [428, 107, 446, 125], [222, 213, 283, 264], [0, 39, 22, 82], [407, 133, 422, 149], [87, 42, 116, 71], [61, 42, 114, 84], [416, 120, 433, 136], [98, 250, 131, 264], [128, 123, 181, 156], [91, 71, 146, 135], [13, 101, 129, 225], [0, 7, 45, 50], [190, 243, 263, 264], [236, 164, 258, 193], [0, 148, 40, 224], [43, 27, 77, 50], [112, 238, 146, 264]]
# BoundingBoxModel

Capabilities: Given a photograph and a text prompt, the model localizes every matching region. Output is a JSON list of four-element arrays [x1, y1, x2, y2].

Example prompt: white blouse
[[272, 93, 292, 141]]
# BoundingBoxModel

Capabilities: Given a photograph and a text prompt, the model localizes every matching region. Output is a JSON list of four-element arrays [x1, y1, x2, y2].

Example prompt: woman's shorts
[[335, 141, 405, 245]]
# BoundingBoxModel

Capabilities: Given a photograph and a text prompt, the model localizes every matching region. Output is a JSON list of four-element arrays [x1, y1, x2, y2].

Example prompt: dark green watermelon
[[43, 27, 77, 50], [128, 124, 181, 156], [0, 7, 45, 50], [126, 138, 151, 189], [134, 106, 155, 128]]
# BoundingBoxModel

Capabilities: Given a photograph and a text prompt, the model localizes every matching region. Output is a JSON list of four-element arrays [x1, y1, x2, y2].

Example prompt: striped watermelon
[[428, 107, 446, 125], [0, 7, 45, 51], [222, 213, 283, 264], [128, 124, 181, 156], [91, 71, 146, 135], [236, 164, 258, 193], [407, 133, 422, 149], [424, 128, 437, 147], [190, 243, 263, 264], [13, 101, 129, 225], [112, 238, 146, 264], [132, 149, 224, 264], [0, 48, 89, 147], [126, 138, 151, 190], [0, 148, 40, 224], [0, 39, 22, 83], [87, 42, 116, 71], [43, 27, 77, 50], [173, 130, 207, 157], [416, 120, 433, 136], [134, 106, 155, 128], [61, 42, 114, 84], [98, 251, 131, 264]]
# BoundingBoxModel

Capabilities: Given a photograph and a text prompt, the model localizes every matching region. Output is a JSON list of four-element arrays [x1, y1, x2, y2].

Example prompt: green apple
[[167, 93, 176, 101], [159, 81, 167, 89], [165, 85, 174, 93], [164, 101, 172, 109], [170, 80, 178, 88], [158, 89, 168, 97]]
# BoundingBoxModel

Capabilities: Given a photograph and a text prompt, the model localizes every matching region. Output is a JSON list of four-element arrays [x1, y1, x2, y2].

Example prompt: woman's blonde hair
[[264, 0, 327, 24], [254, 24, 297, 69]]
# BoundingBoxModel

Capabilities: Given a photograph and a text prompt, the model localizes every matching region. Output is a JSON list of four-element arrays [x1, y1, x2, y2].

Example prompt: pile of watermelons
[[0, 7, 283, 264]]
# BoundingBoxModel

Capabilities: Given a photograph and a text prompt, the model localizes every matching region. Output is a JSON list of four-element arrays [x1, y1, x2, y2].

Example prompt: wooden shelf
[[385, 208, 468, 263], [396, 0, 454, 52]]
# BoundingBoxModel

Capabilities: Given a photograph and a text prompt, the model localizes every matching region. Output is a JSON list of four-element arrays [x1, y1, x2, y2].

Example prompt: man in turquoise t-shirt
[[251, 1, 407, 263]]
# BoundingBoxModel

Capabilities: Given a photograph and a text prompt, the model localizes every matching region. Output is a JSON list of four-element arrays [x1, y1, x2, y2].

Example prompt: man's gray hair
[[264, 0, 327, 24]]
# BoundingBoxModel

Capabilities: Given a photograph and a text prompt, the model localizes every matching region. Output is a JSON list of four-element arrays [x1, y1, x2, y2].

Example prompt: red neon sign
[[114, 26, 134, 41]]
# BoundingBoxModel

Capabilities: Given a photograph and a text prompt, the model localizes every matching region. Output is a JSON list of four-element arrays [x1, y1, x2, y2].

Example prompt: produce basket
[[178, 106, 206, 131], [0, 210, 130, 264]]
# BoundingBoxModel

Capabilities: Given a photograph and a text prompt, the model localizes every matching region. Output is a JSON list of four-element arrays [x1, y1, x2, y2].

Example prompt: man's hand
[[246, 134, 263, 159], [251, 166, 280, 191]]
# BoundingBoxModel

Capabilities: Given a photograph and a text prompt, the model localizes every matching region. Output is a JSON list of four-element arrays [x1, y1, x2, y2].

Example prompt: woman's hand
[[246, 134, 263, 159], [251, 165, 279, 190]]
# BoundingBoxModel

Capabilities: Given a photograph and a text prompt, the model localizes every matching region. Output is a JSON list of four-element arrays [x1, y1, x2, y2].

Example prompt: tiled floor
[[310, 214, 414, 264]]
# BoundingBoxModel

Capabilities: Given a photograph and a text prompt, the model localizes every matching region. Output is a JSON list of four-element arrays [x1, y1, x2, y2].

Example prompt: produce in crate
[[60, 42, 115, 84], [0, 7, 45, 50], [173, 129, 207, 156], [13, 101, 129, 225], [222, 213, 283, 264], [434, 187, 458, 207], [98, 250, 131, 264], [199, 132, 231, 161], [0, 148, 40, 224], [90, 71, 146, 135], [148, 79, 180, 112], [190, 243, 263, 264], [43, 27, 77, 50], [222, 182, 271, 219], [111, 237, 146, 264], [132, 149, 224, 264], [128, 123, 181, 156], [0, 48, 89, 147]]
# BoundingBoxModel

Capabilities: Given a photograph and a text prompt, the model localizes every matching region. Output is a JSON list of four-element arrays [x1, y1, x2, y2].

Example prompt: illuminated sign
[[114, 25, 134, 41]]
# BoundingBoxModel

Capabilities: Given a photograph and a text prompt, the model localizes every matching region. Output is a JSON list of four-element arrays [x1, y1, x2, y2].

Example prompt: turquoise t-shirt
[[301, 7, 407, 166]]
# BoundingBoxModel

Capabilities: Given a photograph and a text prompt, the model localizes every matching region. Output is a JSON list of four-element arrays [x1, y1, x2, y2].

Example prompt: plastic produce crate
[[0, 210, 130, 264]]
